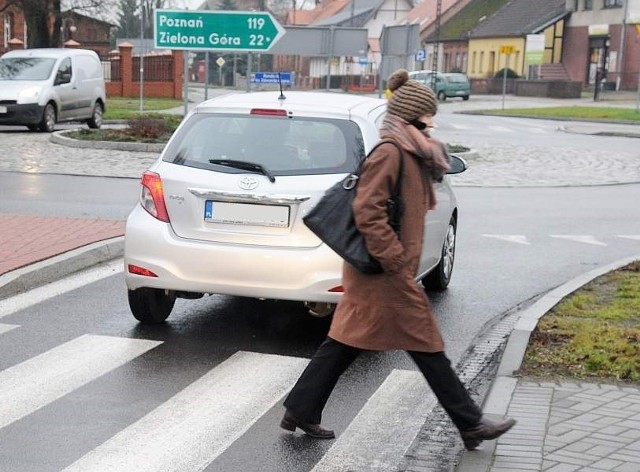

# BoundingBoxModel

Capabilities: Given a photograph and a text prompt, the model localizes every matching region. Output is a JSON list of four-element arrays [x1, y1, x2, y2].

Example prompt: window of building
[[479, 51, 484, 73], [584, 0, 592, 10], [603, 0, 623, 7], [472, 51, 476, 73]]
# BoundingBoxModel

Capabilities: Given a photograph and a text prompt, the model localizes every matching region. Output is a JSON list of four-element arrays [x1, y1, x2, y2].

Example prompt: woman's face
[[418, 113, 435, 130]]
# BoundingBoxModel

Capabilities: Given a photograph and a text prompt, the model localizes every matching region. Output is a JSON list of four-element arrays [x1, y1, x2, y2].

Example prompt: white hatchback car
[[124, 91, 467, 323]]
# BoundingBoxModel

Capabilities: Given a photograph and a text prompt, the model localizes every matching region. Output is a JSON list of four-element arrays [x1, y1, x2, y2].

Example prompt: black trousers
[[283, 337, 482, 431]]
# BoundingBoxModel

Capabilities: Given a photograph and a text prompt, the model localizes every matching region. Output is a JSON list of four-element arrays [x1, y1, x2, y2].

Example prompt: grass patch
[[476, 106, 640, 122], [104, 97, 184, 120], [518, 261, 640, 383]]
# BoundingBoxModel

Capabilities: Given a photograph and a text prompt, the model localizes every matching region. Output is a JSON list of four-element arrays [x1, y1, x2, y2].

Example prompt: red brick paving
[[0, 214, 125, 276]]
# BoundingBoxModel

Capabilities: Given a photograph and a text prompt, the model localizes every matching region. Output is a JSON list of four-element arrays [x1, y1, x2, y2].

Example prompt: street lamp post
[[60, 18, 76, 47]]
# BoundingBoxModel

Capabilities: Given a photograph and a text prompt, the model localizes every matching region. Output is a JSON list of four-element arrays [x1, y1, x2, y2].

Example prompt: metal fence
[[133, 55, 174, 82], [99, 53, 174, 83]]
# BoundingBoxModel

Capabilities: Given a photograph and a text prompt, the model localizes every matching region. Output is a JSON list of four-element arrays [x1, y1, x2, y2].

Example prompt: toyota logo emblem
[[238, 176, 259, 190]]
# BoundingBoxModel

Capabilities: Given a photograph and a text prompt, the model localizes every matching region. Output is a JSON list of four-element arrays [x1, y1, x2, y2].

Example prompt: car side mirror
[[447, 154, 467, 174]]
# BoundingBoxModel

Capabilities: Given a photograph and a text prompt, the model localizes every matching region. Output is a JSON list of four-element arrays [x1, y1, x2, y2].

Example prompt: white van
[[0, 48, 106, 132]]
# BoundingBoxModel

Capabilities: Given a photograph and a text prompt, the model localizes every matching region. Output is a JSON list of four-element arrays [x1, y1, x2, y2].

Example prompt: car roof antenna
[[277, 72, 286, 102]]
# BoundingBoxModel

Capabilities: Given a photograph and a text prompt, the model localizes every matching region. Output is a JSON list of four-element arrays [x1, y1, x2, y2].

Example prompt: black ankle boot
[[460, 417, 516, 450], [280, 411, 335, 439]]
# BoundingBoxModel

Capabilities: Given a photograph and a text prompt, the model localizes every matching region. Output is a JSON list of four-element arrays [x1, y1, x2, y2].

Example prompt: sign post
[[499, 45, 514, 110]]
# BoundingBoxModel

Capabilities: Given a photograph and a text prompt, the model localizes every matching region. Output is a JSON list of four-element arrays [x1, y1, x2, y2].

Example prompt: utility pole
[[430, 0, 442, 90]]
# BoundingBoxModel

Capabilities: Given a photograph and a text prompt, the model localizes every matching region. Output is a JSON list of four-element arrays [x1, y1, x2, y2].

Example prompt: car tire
[[437, 90, 446, 102], [422, 217, 456, 290], [128, 288, 176, 324], [87, 102, 103, 129], [38, 103, 57, 132], [462, 95, 470, 101]]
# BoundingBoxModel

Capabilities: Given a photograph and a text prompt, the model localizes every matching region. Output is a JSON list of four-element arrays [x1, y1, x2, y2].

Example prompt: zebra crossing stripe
[[0, 334, 161, 430], [0, 323, 18, 335], [0, 259, 123, 320], [312, 369, 437, 472], [63, 351, 308, 472]]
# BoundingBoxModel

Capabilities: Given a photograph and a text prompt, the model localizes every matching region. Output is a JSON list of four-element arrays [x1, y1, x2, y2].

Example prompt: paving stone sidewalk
[[453, 255, 640, 472]]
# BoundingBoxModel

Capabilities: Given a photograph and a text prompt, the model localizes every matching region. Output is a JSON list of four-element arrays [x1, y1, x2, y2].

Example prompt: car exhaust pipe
[[304, 302, 336, 318]]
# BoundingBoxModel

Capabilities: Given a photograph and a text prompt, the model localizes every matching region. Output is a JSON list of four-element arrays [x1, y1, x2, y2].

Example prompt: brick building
[[0, 2, 114, 56]]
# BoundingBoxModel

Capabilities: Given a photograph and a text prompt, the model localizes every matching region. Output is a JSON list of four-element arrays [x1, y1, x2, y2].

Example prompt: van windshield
[[0, 57, 56, 80]]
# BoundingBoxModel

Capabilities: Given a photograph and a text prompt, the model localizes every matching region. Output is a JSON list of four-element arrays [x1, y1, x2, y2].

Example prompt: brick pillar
[[119, 42, 134, 97], [172, 50, 184, 100], [8, 38, 24, 50]]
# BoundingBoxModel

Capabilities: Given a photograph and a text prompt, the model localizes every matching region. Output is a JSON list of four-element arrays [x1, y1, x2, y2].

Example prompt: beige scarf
[[379, 114, 451, 209]]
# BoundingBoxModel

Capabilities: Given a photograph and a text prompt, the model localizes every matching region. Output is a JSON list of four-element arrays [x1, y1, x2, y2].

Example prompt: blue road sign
[[251, 72, 293, 84], [415, 49, 426, 62]]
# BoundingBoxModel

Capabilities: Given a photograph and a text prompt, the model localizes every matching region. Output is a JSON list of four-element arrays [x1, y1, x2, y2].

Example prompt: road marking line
[[617, 235, 640, 241], [312, 369, 437, 472], [0, 323, 19, 335], [550, 235, 607, 246], [63, 351, 308, 472], [450, 124, 472, 130], [0, 334, 161, 430], [482, 234, 530, 245], [0, 259, 123, 320], [489, 126, 514, 133]]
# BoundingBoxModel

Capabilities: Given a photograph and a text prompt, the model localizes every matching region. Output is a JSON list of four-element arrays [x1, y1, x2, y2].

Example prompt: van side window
[[55, 58, 72, 85]]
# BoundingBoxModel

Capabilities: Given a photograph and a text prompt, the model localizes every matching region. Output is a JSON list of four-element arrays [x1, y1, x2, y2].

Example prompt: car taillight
[[140, 171, 170, 223], [128, 264, 158, 277], [328, 286, 344, 293]]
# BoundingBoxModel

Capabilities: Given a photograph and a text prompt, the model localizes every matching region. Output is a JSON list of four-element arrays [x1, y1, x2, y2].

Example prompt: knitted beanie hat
[[386, 69, 438, 121]]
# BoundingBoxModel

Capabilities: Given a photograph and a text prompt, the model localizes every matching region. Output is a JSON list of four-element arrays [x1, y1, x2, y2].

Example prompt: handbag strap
[[359, 140, 404, 199]]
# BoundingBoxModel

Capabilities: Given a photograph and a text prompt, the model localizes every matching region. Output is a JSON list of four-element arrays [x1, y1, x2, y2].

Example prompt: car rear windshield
[[162, 113, 366, 176], [0, 57, 56, 80]]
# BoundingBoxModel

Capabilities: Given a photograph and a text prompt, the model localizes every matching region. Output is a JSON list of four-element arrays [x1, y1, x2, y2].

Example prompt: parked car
[[0, 48, 105, 132], [409, 70, 471, 101], [124, 91, 467, 323]]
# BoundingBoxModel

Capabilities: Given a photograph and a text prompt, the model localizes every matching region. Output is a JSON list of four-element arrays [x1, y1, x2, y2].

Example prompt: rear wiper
[[208, 159, 276, 183]]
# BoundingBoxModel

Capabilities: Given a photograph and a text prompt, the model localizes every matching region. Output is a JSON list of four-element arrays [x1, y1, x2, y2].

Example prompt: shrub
[[125, 114, 182, 139], [494, 68, 519, 79]]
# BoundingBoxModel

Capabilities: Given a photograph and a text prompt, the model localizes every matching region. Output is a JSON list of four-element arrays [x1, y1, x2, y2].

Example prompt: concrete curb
[[50, 130, 165, 153], [456, 253, 640, 471], [557, 125, 640, 139], [0, 236, 124, 300]]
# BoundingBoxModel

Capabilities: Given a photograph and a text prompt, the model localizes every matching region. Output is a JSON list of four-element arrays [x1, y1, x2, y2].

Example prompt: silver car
[[124, 91, 467, 323]]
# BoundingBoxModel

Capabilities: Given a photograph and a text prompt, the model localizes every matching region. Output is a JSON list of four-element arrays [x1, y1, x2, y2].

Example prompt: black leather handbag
[[303, 141, 404, 274]]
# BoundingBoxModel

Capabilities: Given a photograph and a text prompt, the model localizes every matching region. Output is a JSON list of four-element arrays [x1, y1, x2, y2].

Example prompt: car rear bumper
[[124, 205, 344, 303], [0, 103, 44, 125]]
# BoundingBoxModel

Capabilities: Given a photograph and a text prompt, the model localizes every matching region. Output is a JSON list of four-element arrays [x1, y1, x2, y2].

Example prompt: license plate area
[[0, 106, 7, 113], [204, 201, 290, 228]]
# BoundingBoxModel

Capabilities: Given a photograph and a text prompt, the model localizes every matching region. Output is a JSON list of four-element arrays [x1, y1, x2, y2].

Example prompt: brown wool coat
[[328, 142, 445, 352]]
